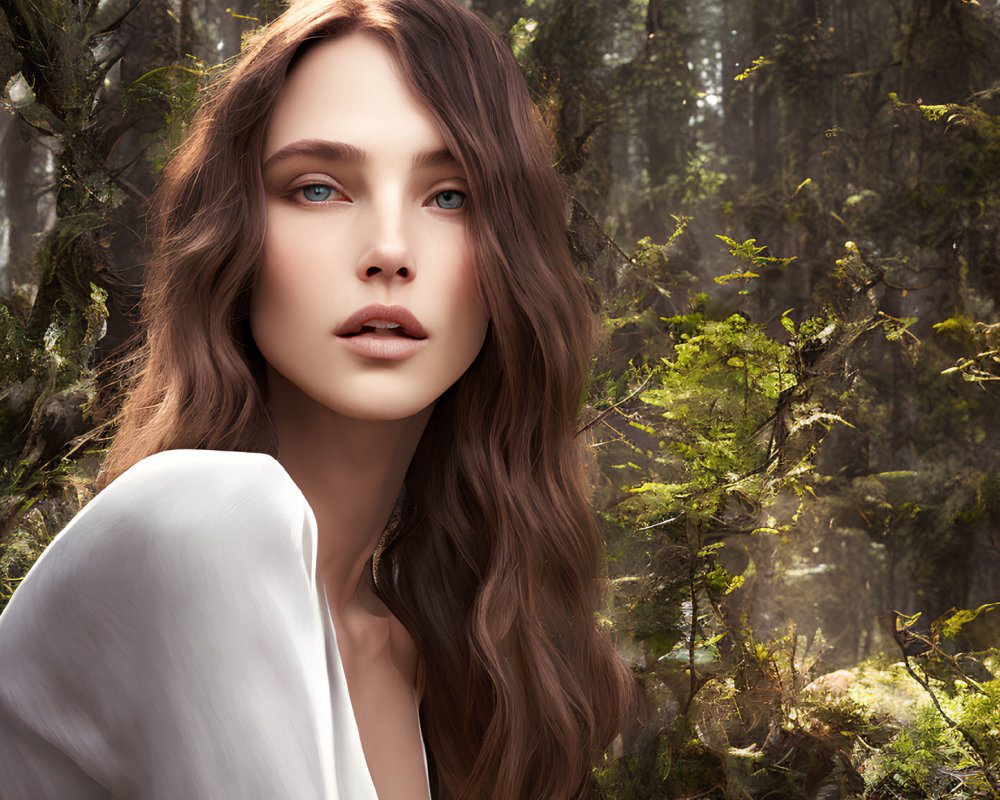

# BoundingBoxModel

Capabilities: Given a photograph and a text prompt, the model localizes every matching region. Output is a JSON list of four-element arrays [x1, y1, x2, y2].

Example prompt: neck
[[264, 366, 431, 614]]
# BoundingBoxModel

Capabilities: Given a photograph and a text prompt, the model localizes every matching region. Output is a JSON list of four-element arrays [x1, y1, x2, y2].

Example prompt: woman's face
[[252, 32, 489, 422]]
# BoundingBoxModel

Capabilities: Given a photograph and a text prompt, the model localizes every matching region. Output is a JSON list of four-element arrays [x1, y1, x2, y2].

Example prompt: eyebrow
[[262, 138, 461, 172], [413, 148, 460, 170]]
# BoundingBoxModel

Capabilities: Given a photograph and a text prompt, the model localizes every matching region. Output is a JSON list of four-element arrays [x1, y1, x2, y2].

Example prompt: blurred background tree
[[2, 0, 999, 796]]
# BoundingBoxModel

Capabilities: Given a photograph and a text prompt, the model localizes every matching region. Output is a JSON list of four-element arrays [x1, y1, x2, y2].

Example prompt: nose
[[355, 199, 414, 282]]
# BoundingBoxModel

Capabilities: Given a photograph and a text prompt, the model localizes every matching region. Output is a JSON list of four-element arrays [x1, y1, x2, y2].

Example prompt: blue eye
[[300, 184, 333, 202], [433, 189, 466, 210]]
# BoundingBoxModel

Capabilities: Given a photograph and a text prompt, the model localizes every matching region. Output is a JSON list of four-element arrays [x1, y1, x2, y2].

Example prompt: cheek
[[251, 230, 313, 359], [254, 207, 333, 322], [442, 241, 490, 364], [452, 310, 490, 391], [458, 292, 490, 360], [249, 255, 286, 352]]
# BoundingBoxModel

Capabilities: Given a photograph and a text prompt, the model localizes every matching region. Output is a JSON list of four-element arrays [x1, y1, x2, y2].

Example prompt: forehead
[[263, 32, 446, 162]]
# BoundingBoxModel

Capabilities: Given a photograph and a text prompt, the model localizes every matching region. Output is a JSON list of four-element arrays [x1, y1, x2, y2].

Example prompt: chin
[[322, 395, 437, 423]]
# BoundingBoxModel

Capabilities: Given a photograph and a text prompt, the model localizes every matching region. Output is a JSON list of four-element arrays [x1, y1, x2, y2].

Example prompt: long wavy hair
[[101, 0, 635, 796]]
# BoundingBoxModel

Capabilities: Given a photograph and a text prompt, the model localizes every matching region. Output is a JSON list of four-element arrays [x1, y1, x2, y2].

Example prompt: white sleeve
[[0, 450, 336, 800]]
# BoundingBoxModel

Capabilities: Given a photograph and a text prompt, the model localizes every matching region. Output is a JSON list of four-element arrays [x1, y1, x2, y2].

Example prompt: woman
[[0, 0, 634, 798]]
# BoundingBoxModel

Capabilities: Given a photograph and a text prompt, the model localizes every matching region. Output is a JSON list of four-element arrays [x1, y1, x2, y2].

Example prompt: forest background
[[1, 0, 999, 797]]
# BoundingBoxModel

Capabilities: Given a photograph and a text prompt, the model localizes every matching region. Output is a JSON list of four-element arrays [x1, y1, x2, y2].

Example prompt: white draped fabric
[[0, 449, 430, 799]]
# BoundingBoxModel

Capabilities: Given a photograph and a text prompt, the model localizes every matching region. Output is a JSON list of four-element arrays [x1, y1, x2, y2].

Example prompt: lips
[[335, 303, 428, 361], [335, 304, 427, 339]]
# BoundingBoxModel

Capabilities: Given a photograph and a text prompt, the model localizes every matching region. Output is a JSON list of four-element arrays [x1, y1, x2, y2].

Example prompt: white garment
[[0, 449, 430, 799]]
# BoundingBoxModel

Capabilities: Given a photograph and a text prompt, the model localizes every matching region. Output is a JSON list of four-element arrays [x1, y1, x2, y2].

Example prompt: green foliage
[[860, 666, 1000, 798], [0, 0, 209, 608], [631, 313, 794, 503], [935, 603, 1000, 642], [734, 55, 772, 83], [0, 283, 107, 611], [557, 0, 1000, 794], [866, 703, 958, 796], [507, 16, 539, 62], [127, 60, 212, 175]]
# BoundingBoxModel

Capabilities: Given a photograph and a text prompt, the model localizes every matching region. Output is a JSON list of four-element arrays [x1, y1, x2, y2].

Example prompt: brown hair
[[102, 0, 635, 796]]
